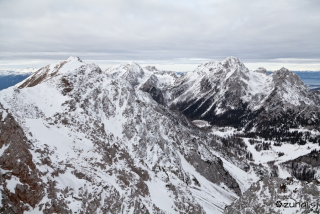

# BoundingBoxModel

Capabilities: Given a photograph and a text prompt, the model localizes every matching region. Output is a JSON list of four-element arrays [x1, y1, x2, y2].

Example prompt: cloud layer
[[1, 0, 319, 70]]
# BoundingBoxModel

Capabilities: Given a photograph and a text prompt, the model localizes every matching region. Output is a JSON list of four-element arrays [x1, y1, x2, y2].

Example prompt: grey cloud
[[0, 0, 319, 70]]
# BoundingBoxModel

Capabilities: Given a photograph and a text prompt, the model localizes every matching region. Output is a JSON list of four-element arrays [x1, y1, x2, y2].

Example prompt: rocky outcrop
[[254, 67, 268, 75], [140, 75, 165, 105], [0, 103, 44, 213]]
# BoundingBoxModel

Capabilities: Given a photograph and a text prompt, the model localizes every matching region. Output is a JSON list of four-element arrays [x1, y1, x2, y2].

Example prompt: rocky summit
[[0, 56, 319, 213]]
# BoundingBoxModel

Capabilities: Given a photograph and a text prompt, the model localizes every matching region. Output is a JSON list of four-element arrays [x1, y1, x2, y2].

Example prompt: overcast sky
[[1, 0, 320, 71]]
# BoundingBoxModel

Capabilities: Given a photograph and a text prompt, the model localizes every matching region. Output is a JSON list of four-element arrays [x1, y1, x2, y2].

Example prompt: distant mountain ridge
[[291, 71, 320, 77], [0, 68, 36, 90], [0, 68, 36, 76]]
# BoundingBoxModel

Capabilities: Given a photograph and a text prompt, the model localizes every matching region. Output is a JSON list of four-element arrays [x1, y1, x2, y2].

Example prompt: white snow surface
[[6, 175, 23, 193], [0, 109, 8, 121], [192, 120, 211, 128], [178, 153, 238, 213]]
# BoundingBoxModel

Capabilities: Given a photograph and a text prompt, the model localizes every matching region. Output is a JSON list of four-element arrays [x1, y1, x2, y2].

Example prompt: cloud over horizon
[[1, 0, 320, 71]]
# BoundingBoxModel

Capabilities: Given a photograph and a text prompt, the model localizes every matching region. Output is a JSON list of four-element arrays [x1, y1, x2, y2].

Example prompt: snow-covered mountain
[[0, 56, 319, 213], [0, 57, 243, 213], [105, 62, 177, 89], [165, 57, 320, 137]]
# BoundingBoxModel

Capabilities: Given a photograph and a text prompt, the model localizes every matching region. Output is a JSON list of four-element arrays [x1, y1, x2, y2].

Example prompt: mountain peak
[[272, 67, 292, 78], [275, 67, 290, 74], [122, 61, 140, 67], [204, 56, 247, 72], [254, 67, 268, 75], [224, 56, 241, 62], [279, 67, 289, 72], [222, 56, 244, 66], [18, 57, 87, 88], [144, 65, 159, 72], [272, 67, 307, 91], [196, 57, 246, 75], [66, 56, 83, 62]]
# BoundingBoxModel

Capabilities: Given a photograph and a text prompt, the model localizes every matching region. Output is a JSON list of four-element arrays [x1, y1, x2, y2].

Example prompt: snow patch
[[146, 179, 176, 213], [6, 175, 23, 193]]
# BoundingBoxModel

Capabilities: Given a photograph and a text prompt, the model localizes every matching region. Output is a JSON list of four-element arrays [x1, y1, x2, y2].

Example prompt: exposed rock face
[[254, 67, 268, 75], [140, 75, 165, 105], [0, 103, 44, 213], [311, 87, 320, 106]]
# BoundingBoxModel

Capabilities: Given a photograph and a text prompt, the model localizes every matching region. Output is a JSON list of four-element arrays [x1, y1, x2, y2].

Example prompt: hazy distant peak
[[0, 68, 37, 76]]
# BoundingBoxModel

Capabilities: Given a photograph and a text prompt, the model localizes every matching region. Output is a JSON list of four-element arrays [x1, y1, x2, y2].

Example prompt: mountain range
[[0, 56, 319, 213], [0, 68, 36, 91]]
